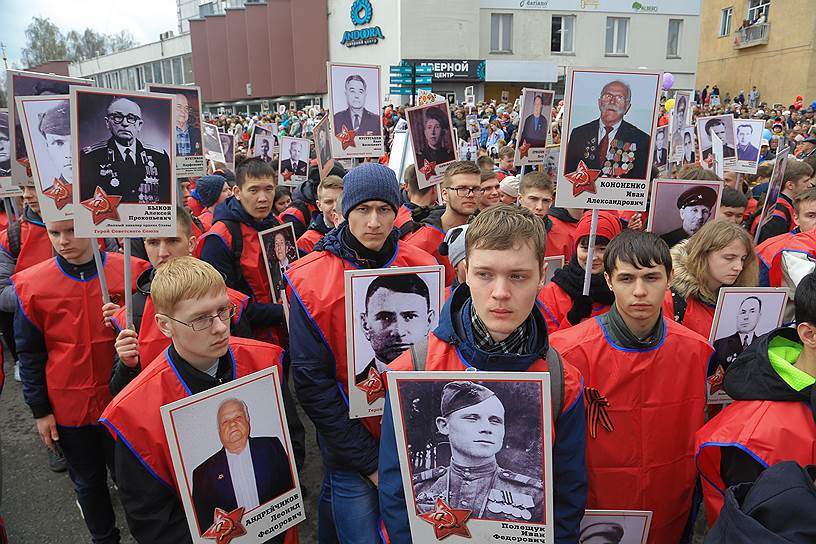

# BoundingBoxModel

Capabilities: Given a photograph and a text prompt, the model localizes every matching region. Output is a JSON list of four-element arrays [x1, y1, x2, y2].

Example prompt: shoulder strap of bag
[[8, 219, 21, 259], [546, 347, 564, 417]]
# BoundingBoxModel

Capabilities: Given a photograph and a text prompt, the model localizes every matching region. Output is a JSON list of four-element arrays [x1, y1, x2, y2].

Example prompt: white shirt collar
[[115, 140, 137, 161], [598, 119, 623, 144]]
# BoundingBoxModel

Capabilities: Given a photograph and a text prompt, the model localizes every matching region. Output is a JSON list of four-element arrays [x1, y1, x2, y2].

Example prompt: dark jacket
[[378, 285, 588, 543], [757, 193, 795, 244], [705, 461, 816, 544], [333, 108, 381, 136], [564, 118, 650, 179]]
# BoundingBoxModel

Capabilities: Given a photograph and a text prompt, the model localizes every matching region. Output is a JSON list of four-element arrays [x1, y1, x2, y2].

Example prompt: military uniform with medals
[[564, 118, 650, 180]]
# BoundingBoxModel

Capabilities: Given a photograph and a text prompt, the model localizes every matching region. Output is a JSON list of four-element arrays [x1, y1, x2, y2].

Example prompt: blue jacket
[[378, 285, 588, 543]]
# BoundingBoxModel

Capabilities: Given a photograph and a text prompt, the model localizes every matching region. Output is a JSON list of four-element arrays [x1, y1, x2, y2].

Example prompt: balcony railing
[[734, 23, 770, 49]]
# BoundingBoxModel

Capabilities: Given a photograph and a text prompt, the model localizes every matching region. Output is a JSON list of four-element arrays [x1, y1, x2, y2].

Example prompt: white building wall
[[69, 34, 192, 78]]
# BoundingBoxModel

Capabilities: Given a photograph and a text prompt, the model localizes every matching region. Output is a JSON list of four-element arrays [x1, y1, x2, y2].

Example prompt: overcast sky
[[0, 0, 178, 69]]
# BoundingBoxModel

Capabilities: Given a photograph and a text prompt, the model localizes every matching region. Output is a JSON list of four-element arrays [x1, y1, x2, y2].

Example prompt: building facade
[[697, 0, 815, 107]]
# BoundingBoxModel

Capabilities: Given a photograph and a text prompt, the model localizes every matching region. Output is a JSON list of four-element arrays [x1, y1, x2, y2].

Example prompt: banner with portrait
[[696, 114, 737, 171], [259, 223, 299, 305], [202, 122, 225, 164], [731, 119, 765, 174], [161, 367, 304, 543], [556, 68, 662, 211], [387, 371, 554, 543], [147, 84, 206, 177], [0, 108, 22, 196], [753, 150, 790, 244], [252, 123, 279, 158], [515, 88, 555, 166], [313, 115, 335, 181], [345, 265, 444, 419], [646, 179, 723, 249], [327, 63, 383, 159], [219, 132, 235, 172], [669, 91, 693, 164], [406, 100, 458, 189], [70, 86, 177, 238], [277, 136, 310, 188]]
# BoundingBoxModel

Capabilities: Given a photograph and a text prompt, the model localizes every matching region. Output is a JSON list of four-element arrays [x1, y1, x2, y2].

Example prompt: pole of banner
[[435, 183, 443, 206], [91, 242, 111, 305], [3, 198, 13, 223], [581, 209, 599, 296], [8, 197, 19, 219], [123, 240, 134, 331]]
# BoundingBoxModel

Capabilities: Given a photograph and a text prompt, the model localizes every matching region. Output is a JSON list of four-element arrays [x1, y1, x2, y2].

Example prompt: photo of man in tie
[[519, 91, 552, 149], [332, 74, 381, 137], [711, 296, 763, 374]]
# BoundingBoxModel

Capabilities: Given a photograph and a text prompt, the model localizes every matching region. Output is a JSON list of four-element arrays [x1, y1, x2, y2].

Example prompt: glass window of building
[[605, 17, 629, 55], [490, 13, 513, 53], [162, 59, 173, 84], [172, 57, 183, 86], [551, 15, 575, 54], [720, 7, 733, 37], [747, 0, 770, 22], [182, 54, 194, 84], [667, 19, 682, 58]]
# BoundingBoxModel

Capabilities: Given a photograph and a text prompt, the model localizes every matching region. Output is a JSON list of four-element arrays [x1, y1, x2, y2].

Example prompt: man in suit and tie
[[519, 93, 550, 149], [256, 137, 272, 163], [564, 80, 650, 179], [333, 75, 381, 136], [192, 398, 294, 534], [736, 123, 760, 163], [711, 296, 763, 374], [279, 140, 307, 176], [653, 127, 668, 166]]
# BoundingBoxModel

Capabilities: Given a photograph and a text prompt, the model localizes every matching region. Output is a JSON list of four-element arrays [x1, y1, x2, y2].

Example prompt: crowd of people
[[2, 79, 816, 544]]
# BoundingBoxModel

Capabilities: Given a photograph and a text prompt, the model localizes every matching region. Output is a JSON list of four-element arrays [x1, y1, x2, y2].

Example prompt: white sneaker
[[13, 362, 20, 382]]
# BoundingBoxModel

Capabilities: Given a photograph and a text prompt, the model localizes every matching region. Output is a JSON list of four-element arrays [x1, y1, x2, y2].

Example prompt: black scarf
[[551, 255, 615, 326], [600, 304, 664, 350], [342, 227, 397, 269]]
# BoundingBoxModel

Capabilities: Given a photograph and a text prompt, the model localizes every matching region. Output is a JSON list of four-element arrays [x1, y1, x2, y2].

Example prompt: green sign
[[389, 65, 412, 75], [390, 87, 413, 95], [389, 76, 413, 85], [414, 76, 433, 85], [414, 65, 433, 75]]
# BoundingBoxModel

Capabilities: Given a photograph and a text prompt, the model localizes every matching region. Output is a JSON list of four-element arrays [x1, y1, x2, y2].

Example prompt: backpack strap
[[131, 291, 148, 333], [220, 220, 251, 295], [409, 337, 429, 371], [546, 347, 564, 417], [191, 215, 206, 236], [670, 287, 688, 324], [7, 220, 21, 259]]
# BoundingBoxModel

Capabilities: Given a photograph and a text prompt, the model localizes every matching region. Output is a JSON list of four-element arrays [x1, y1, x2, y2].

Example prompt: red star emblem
[[202, 507, 246, 544], [518, 142, 531, 159], [356, 367, 385, 404], [707, 365, 725, 395], [281, 168, 294, 182], [419, 159, 437, 178], [44, 178, 73, 210], [564, 160, 601, 197], [16, 157, 32, 177], [419, 498, 471, 540], [81, 186, 122, 225], [337, 125, 357, 150]]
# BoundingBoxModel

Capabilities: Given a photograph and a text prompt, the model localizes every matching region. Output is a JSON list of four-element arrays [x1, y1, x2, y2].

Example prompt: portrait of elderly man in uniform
[[192, 398, 294, 534], [78, 96, 171, 204], [660, 185, 718, 247], [564, 80, 650, 179], [280, 140, 307, 176], [355, 273, 436, 384], [412, 381, 544, 523], [333, 74, 380, 136], [0, 112, 10, 177], [36, 100, 73, 192], [712, 296, 763, 374]]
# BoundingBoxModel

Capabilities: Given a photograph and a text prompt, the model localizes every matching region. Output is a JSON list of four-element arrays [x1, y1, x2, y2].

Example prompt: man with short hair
[[702, 118, 736, 161], [550, 229, 713, 544], [519, 93, 550, 149], [173, 92, 201, 157], [280, 139, 307, 176], [757, 187, 816, 286], [660, 186, 718, 247], [653, 128, 667, 166], [394, 164, 436, 229], [754, 160, 815, 243], [257, 138, 272, 163], [518, 172, 574, 259], [297, 175, 344, 253], [736, 123, 759, 162], [476, 155, 495, 172], [494, 145, 516, 181], [718, 187, 748, 225], [477, 170, 501, 210], [37, 100, 72, 191], [711, 296, 762, 374], [333, 75, 381, 136], [380, 205, 587, 542]]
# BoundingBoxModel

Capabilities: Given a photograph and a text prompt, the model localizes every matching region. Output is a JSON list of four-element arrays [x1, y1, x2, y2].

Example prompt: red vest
[[767, 229, 816, 287], [662, 290, 715, 340], [695, 400, 816, 525], [188, 194, 205, 217], [536, 282, 611, 332], [402, 225, 454, 286], [546, 215, 578, 262], [550, 317, 712, 544], [0, 219, 52, 272], [394, 205, 413, 229], [111, 287, 249, 370], [756, 230, 799, 271], [296, 228, 323, 254], [197, 209, 213, 232], [286, 242, 436, 438], [278, 202, 317, 229], [13, 253, 148, 426]]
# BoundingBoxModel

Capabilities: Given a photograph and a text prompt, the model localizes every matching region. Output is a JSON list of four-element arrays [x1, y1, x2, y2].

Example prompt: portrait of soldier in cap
[[412, 381, 544, 523], [36, 100, 72, 191], [658, 185, 719, 247], [0, 110, 10, 177]]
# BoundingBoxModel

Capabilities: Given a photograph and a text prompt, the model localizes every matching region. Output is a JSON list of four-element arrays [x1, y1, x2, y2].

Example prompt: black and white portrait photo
[[260, 223, 299, 302], [313, 115, 334, 179], [0, 109, 10, 180], [542, 146, 560, 181], [278, 136, 310, 187], [202, 122, 225, 164], [754, 151, 790, 239], [682, 127, 696, 165], [147, 84, 205, 177], [697, 115, 736, 167], [254, 135, 275, 164], [7, 70, 92, 186], [160, 367, 303, 542], [579, 510, 653, 544], [647, 180, 723, 248], [219, 132, 235, 170], [405, 100, 457, 189], [328, 63, 383, 158], [516, 88, 555, 166], [733, 119, 765, 174], [653, 125, 669, 168]]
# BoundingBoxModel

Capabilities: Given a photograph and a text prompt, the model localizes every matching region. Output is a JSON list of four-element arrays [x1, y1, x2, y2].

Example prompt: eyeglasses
[[448, 186, 480, 197], [107, 112, 143, 125], [161, 305, 237, 332], [600, 93, 628, 104]]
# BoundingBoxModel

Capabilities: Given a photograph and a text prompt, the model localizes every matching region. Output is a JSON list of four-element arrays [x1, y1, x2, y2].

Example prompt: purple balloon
[[662, 72, 675, 90]]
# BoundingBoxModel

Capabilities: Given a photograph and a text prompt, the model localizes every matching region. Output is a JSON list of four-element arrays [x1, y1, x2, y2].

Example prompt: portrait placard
[[543, 255, 564, 285], [7, 70, 92, 186], [387, 125, 415, 185], [71, 86, 176, 237], [707, 287, 788, 404], [147, 84, 206, 177], [219, 132, 235, 171], [277, 136, 310, 188], [515, 88, 555, 166], [673, 91, 693, 129], [465, 114, 480, 140], [681, 127, 697, 165], [345, 265, 445, 418], [459, 141, 477, 163], [387, 371, 554, 543], [542, 145, 560, 181], [732, 119, 765, 174], [253, 135, 276, 164], [753, 150, 790, 242], [252, 123, 279, 156], [406, 100, 458, 189], [161, 367, 304, 543], [711, 132, 725, 179], [0, 108, 20, 196], [652, 125, 669, 172], [696, 114, 737, 171], [313, 115, 335, 181], [259, 223, 299, 304], [646, 179, 723, 248], [16, 95, 75, 221], [202, 122, 225, 164], [556, 68, 662, 211], [580, 510, 653, 544], [328, 63, 383, 159]]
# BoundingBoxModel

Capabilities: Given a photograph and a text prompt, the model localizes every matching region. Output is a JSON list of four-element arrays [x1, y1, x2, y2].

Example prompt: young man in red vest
[[13, 219, 148, 544], [757, 187, 816, 286], [394, 164, 437, 229], [197, 158, 285, 344], [695, 271, 816, 526], [100, 257, 298, 544], [296, 175, 343, 254], [286, 163, 436, 543], [402, 161, 480, 286], [379, 205, 587, 543], [754, 159, 814, 243], [549, 229, 713, 544]]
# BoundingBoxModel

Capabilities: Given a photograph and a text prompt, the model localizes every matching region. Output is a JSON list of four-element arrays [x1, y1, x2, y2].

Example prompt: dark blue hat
[[195, 174, 227, 208], [341, 163, 401, 219]]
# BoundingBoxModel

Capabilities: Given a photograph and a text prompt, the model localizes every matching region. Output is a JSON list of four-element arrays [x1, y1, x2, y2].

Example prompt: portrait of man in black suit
[[255, 137, 273, 164], [355, 273, 436, 385], [701, 117, 736, 162], [682, 128, 696, 164], [78, 96, 171, 204], [660, 185, 717, 247], [736, 123, 760, 162], [192, 398, 294, 533], [333, 74, 381, 137], [519, 92, 551, 149], [653, 126, 668, 167], [711, 296, 763, 375], [564, 80, 651, 179], [279, 139, 307, 176]]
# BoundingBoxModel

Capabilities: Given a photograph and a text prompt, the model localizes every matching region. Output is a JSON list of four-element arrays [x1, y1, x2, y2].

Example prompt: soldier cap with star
[[0, 112, 8, 136], [440, 381, 497, 417], [579, 522, 624, 543], [676, 186, 717, 210], [38, 101, 70, 138]]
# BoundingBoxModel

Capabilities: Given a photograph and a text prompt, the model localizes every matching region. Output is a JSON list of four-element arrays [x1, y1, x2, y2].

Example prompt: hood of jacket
[[313, 222, 400, 269], [547, 207, 580, 225], [670, 239, 718, 306], [212, 195, 280, 232], [307, 213, 333, 236]]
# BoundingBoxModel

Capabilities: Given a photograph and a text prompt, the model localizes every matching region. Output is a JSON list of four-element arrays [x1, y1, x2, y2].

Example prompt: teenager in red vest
[[394, 164, 437, 229], [766, 228, 816, 287], [753, 159, 814, 243], [100, 257, 299, 544], [287, 163, 436, 543], [296, 175, 343, 254], [197, 158, 285, 344], [550, 229, 714, 544], [537, 210, 621, 332], [190, 174, 232, 231], [695, 271, 816, 526], [757, 187, 816, 286], [13, 219, 148, 544], [379, 205, 587, 543], [403, 161, 480, 286]]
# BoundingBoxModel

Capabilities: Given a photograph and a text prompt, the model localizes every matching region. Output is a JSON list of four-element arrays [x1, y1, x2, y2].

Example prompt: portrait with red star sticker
[[81, 186, 122, 225], [327, 63, 385, 159], [278, 136, 311, 188], [44, 178, 73, 210], [405, 99, 458, 189], [563, 160, 601, 197], [419, 498, 472, 540], [201, 507, 247, 544], [514, 88, 556, 167]]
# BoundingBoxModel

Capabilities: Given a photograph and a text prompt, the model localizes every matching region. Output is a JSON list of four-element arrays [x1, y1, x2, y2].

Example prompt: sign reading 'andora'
[[341, 0, 385, 47]]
